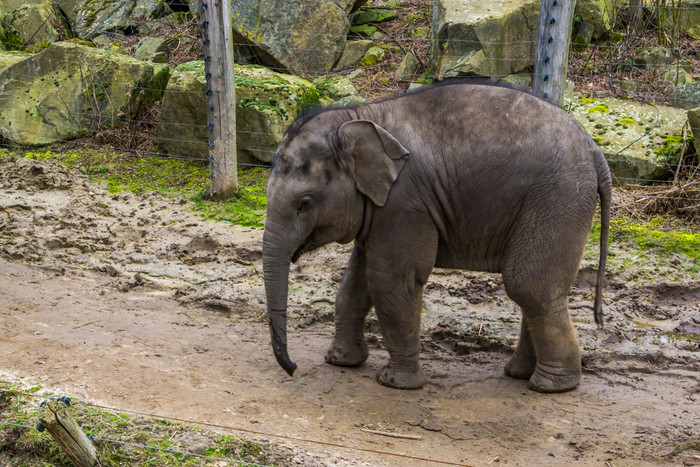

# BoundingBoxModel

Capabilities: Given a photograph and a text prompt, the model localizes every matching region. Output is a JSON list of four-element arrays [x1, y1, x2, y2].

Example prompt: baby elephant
[[263, 82, 611, 393]]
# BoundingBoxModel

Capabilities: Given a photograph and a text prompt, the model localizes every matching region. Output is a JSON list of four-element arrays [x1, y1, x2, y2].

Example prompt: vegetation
[[12, 149, 269, 227], [0, 381, 284, 466]]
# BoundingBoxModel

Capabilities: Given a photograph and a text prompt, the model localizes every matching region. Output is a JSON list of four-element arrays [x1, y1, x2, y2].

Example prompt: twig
[[361, 428, 423, 440]]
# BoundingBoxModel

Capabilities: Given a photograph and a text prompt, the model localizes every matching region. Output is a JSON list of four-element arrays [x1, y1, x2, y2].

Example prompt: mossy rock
[[0, 42, 171, 146], [158, 62, 319, 164], [353, 8, 397, 25], [0, 4, 62, 50], [566, 93, 689, 182], [359, 44, 391, 67], [334, 39, 373, 69]]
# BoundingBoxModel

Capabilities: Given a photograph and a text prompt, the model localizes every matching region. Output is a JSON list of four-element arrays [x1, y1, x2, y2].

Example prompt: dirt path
[[1, 157, 699, 466]]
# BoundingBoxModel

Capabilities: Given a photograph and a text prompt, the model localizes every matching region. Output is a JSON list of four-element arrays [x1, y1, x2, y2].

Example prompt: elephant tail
[[594, 151, 612, 327]]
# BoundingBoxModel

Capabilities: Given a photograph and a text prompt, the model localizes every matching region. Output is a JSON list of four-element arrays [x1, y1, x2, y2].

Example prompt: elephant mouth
[[291, 234, 314, 263]]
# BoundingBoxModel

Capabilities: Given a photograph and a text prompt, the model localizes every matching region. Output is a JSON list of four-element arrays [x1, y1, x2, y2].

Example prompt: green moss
[[572, 33, 589, 52], [587, 104, 609, 114], [605, 219, 699, 261], [190, 168, 269, 227], [18, 149, 270, 227], [240, 97, 289, 120], [619, 117, 635, 125]]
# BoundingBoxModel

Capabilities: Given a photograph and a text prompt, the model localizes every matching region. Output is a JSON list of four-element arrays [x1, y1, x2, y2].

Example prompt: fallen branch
[[361, 428, 423, 440]]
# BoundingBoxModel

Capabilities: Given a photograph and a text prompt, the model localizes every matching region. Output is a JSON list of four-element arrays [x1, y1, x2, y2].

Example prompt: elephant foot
[[528, 363, 580, 393], [325, 339, 368, 367], [504, 350, 536, 379], [377, 363, 425, 390]]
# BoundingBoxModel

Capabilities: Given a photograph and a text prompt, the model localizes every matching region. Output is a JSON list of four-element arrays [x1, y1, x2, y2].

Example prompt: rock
[[348, 24, 377, 37], [1, 4, 62, 50], [157, 62, 319, 164], [132, 0, 167, 19], [313, 75, 360, 102], [635, 46, 672, 69], [689, 108, 700, 141], [0, 50, 30, 70], [0, 0, 37, 14], [334, 39, 373, 69], [353, 8, 397, 25], [91, 35, 113, 48], [565, 93, 689, 182], [499, 73, 531, 88], [575, 0, 627, 40], [0, 42, 170, 146], [231, 0, 352, 75], [133, 37, 169, 63], [74, 0, 136, 40], [359, 44, 391, 67], [577, 21, 596, 44], [670, 82, 700, 110], [394, 53, 420, 81], [660, 66, 694, 87], [54, 0, 83, 27], [432, 0, 540, 80]]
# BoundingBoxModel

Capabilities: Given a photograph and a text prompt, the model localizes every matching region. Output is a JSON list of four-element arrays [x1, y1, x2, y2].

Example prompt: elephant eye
[[297, 196, 313, 213]]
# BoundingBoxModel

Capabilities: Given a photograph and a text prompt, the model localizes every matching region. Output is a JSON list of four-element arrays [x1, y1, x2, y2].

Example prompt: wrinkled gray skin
[[263, 82, 611, 393]]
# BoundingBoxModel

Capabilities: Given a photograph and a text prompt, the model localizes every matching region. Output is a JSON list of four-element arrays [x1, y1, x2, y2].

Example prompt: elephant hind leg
[[504, 314, 536, 380], [503, 286, 581, 393], [500, 233, 587, 391]]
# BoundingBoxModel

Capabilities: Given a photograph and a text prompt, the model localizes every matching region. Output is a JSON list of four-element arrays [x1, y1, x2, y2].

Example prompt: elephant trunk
[[262, 229, 297, 376]]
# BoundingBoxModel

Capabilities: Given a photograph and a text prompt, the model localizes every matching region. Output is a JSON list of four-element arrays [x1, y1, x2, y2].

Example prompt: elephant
[[262, 81, 611, 393]]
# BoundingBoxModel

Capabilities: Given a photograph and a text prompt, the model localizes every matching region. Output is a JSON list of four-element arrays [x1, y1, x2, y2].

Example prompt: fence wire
[[0, 1, 698, 202]]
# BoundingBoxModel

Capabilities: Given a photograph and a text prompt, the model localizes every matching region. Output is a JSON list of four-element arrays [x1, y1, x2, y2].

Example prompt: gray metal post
[[200, 0, 237, 199], [533, 0, 577, 107]]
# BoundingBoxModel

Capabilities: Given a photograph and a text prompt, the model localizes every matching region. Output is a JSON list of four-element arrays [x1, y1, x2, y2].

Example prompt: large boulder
[[431, 0, 540, 80], [0, 42, 170, 146], [157, 62, 319, 164], [231, 0, 366, 75], [566, 94, 689, 182], [575, 0, 627, 40], [1, 4, 63, 50], [74, 0, 136, 40], [670, 82, 700, 110]]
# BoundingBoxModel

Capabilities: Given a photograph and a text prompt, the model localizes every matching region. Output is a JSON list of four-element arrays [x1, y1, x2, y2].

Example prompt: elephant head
[[263, 112, 410, 375]]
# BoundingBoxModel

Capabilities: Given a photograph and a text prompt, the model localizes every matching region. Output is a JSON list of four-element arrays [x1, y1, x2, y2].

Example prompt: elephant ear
[[337, 120, 409, 207]]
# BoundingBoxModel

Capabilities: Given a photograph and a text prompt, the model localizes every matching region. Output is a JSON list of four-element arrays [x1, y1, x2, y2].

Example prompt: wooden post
[[200, 0, 237, 199], [533, 0, 577, 107], [38, 398, 99, 467]]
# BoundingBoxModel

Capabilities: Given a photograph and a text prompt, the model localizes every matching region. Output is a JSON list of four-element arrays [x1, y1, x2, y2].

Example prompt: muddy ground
[[0, 156, 698, 466]]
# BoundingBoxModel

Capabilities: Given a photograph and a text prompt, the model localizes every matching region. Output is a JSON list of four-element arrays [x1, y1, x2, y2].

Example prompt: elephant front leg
[[326, 243, 372, 367], [368, 269, 427, 390]]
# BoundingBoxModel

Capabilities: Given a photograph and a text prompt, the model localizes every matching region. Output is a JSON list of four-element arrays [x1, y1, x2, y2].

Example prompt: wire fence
[[0, 1, 697, 188]]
